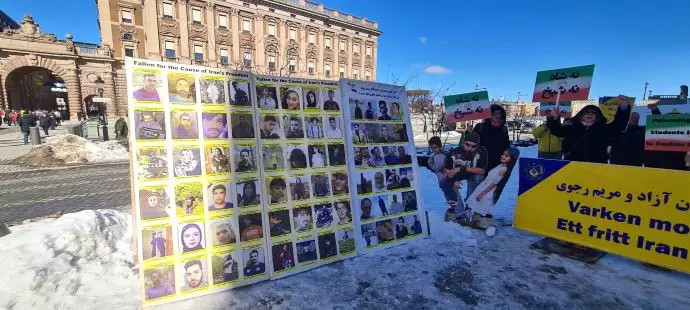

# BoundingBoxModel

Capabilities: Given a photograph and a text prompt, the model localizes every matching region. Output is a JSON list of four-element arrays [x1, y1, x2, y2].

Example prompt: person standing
[[610, 112, 645, 166], [532, 123, 562, 159], [114, 116, 129, 141], [473, 104, 510, 171], [17, 112, 34, 145]]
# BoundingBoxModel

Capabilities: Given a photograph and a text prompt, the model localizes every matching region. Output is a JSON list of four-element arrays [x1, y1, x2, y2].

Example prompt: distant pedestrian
[[115, 116, 129, 141], [17, 112, 34, 144], [11, 111, 19, 126], [39, 114, 53, 136]]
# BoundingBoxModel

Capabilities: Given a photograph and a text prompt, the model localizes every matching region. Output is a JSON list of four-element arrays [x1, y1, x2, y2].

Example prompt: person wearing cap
[[473, 104, 510, 171], [440, 131, 488, 221], [547, 103, 631, 163]]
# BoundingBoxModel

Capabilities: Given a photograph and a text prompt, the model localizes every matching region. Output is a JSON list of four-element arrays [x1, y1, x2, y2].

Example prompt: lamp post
[[643, 82, 649, 100]]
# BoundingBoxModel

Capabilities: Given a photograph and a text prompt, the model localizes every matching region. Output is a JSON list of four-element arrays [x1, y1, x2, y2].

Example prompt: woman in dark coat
[[547, 104, 631, 163]]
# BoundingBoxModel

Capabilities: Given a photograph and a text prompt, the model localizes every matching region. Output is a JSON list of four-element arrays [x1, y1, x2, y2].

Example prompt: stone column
[[205, 3, 217, 66], [299, 25, 307, 77], [0, 75, 7, 110], [254, 15, 265, 69], [64, 68, 83, 120], [230, 9, 240, 63], [143, 0, 161, 59], [178, 0, 190, 63], [371, 44, 377, 81]]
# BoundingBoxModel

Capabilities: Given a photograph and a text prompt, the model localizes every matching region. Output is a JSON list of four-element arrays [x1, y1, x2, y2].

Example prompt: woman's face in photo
[[334, 175, 347, 191], [213, 148, 220, 156], [262, 88, 271, 98], [307, 92, 315, 103], [391, 103, 400, 115], [286, 92, 300, 109], [147, 195, 159, 207], [183, 226, 201, 248], [336, 203, 348, 219], [243, 183, 255, 198], [181, 150, 192, 162]]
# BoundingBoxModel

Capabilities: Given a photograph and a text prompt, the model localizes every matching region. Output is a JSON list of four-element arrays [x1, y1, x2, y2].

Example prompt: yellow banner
[[515, 158, 690, 273]]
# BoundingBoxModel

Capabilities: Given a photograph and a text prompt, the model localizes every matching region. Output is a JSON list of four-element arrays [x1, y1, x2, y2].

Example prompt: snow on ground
[[1, 145, 689, 309], [11, 134, 129, 166]]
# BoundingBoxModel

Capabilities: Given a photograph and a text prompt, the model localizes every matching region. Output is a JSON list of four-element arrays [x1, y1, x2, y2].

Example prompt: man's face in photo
[[361, 200, 372, 216], [250, 251, 258, 264], [216, 225, 232, 244], [243, 183, 255, 198], [290, 120, 300, 132], [151, 271, 162, 286], [213, 188, 226, 204], [375, 173, 384, 187], [329, 118, 337, 129], [270, 183, 285, 200], [328, 90, 334, 100], [145, 75, 157, 91], [240, 150, 250, 163], [336, 203, 348, 219], [264, 119, 277, 132], [180, 114, 192, 127], [176, 79, 190, 95], [262, 88, 271, 98], [185, 264, 203, 288]]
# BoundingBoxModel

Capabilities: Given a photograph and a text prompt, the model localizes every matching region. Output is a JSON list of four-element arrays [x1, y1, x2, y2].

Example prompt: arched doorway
[[4, 66, 68, 114]]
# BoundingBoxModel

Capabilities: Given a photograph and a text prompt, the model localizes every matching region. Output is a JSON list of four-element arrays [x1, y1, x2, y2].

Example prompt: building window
[[192, 8, 202, 24], [353, 43, 360, 54], [124, 46, 135, 57], [289, 58, 296, 73], [243, 51, 252, 67], [325, 64, 331, 77], [218, 13, 228, 29], [325, 37, 331, 49], [122, 33, 134, 41], [289, 28, 296, 41], [366, 46, 372, 56], [194, 45, 204, 61], [365, 70, 371, 81], [268, 55, 276, 71], [308, 32, 315, 44], [121, 9, 133, 24], [165, 40, 176, 58], [162, 2, 174, 19], [268, 24, 276, 37], [219, 47, 229, 64], [242, 18, 251, 32], [339, 66, 345, 78], [339, 40, 345, 51], [308, 61, 315, 75], [353, 67, 359, 79]]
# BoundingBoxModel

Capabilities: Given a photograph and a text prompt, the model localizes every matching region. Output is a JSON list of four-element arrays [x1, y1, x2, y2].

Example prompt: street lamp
[[643, 82, 649, 100]]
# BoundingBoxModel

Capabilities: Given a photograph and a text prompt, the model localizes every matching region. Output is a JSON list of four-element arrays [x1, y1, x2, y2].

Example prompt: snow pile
[[12, 134, 129, 166], [0, 210, 138, 310]]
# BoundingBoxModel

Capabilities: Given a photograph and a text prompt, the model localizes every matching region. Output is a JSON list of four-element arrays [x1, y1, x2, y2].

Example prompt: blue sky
[[3, 0, 689, 102]]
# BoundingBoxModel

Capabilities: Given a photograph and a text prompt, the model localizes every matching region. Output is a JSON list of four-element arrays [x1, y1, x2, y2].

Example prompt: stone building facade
[[99, 0, 380, 117], [0, 0, 380, 119]]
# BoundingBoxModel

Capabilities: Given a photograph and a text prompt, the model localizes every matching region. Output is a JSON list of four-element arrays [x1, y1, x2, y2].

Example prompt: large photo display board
[[252, 75, 356, 279], [340, 79, 429, 252], [126, 58, 269, 306]]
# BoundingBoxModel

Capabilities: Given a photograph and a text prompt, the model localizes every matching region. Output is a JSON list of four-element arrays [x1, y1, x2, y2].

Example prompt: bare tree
[[408, 81, 456, 146]]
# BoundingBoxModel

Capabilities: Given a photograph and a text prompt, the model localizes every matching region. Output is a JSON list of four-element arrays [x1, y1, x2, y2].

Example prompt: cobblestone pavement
[[0, 162, 131, 224]]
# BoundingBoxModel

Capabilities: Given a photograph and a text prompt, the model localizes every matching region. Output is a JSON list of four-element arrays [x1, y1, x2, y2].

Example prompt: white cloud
[[424, 65, 451, 75], [419, 36, 427, 44]]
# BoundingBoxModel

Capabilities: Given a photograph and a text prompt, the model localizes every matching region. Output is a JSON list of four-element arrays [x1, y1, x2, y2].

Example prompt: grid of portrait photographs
[[253, 75, 355, 279], [340, 79, 427, 252], [127, 59, 268, 306]]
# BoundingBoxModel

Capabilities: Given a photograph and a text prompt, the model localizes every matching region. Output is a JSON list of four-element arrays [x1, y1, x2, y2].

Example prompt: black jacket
[[473, 106, 509, 172], [547, 105, 631, 164], [17, 114, 35, 133], [609, 125, 645, 166]]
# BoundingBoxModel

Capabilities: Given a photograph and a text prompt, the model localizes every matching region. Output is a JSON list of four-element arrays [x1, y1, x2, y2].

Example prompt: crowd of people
[[426, 98, 688, 243], [0, 109, 63, 144]]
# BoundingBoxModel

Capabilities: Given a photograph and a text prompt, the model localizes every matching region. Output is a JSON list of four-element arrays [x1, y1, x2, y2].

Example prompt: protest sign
[[126, 58, 268, 306], [539, 101, 572, 118], [515, 158, 690, 274], [532, 65, 595, 103], [599, 96, 635, 124], [340, 79, 429, 252], [252, 74, 356, 279], [443, 91, 491, 123], [644, 114, 690, 152], [633, 103, 690, 126]]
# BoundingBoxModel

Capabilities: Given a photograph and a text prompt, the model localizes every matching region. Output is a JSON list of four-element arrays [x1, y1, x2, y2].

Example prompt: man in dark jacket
[[17, 112, 35, 144], [609, 112, 645, 166], [473, 104, 510, 172], [547, 104, 631, 163], [39, 114, 54, 136]]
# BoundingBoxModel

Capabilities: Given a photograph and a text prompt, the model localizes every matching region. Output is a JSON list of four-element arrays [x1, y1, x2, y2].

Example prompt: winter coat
[[532, 124, 562, 153], [609, 125, 645, 166], [39, 116, 53, 129], [547, 105, 631, 163], [17, 114, 34, 133], [473, 106, 510, 172]]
